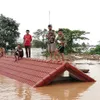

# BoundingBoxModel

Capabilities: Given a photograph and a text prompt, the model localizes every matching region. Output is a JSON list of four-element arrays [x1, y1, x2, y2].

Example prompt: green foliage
[[0, 14, 20, 50], [33, 28, 89, 54], [73, 42, 88, 53], [33, 29, 48, 49], [33, 29, 43, 40], [33, 29, 48, 41], [89, 45, 100, 55], [32, 40, 46, 48], [58, 28, 89, 53], [42, 50, 49, 57]]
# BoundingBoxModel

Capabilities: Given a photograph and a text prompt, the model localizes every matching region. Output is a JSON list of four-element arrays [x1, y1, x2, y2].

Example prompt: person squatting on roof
[[14, 44, 24, 61]]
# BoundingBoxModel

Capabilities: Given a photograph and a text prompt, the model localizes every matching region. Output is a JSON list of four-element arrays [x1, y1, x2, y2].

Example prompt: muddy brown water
[[1, 48, 100, 100], [0, 60, 100, 100]]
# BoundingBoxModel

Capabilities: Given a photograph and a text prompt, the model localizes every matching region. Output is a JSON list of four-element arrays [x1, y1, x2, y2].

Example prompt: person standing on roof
[[46, 25, 56, 61], [55, 29, 66, 61], [23, 30, 32, 58]]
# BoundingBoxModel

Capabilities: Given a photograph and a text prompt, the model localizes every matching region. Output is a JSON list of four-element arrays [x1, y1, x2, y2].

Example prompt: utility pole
[[49, 11, 50, 24]]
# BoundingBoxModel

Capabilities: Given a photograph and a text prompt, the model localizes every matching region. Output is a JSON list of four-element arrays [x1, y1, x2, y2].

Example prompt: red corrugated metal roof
[[0, 56, 95, 87], [0, 56, 67, 87], [65, 63, 95, 82]]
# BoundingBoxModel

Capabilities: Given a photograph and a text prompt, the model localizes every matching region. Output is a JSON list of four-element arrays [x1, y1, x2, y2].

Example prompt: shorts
[[15, 51, 23, 58], [58, 46, 64, 53], [15, 52, 19, 56], [47, 42, 56, 52]]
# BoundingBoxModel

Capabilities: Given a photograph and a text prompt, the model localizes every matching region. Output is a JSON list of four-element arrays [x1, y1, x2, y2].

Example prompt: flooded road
[[1, 48, 100, 100]]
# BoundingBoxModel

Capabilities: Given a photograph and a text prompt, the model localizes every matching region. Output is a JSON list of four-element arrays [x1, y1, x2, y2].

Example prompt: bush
[[89, 45, 100, 55]]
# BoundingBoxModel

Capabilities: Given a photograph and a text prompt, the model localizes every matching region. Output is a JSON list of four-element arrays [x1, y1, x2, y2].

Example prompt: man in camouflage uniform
[[46, 25, 56, 60]]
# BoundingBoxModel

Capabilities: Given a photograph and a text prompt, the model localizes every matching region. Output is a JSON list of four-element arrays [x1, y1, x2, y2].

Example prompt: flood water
[[0, 48, 100, 100]]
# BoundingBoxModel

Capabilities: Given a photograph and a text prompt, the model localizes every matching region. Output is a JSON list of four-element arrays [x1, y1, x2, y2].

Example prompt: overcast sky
[[0, 0, 100, 45]]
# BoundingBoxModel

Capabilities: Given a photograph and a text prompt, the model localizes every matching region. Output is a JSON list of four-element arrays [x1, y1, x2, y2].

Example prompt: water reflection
[[24, 87, 31, 100], [36, 82, 94, 100], [15, 83, 23, 98], [15, 82, 32, 100]]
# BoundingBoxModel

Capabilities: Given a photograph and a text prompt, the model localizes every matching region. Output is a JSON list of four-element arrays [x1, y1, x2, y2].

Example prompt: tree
[[33, 29, 48, 49], [59, 28, 89, 53], [89, 41, 100, 55], [33, 29, 43, 40], [0, 14, 20, 50], [32, 40, 46, 48], [33, 28, 89, 53], [89, 45, 100, 54]]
